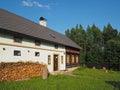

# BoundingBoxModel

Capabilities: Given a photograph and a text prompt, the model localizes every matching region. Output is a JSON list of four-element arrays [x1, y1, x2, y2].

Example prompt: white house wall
[[0, 33, 66, 72]]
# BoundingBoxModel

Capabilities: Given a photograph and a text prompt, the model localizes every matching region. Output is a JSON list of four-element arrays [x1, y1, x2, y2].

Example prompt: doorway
[[53, 55, 58, 71]]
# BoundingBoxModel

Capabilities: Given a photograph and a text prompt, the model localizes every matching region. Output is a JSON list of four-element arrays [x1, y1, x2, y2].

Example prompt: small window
[[14, 50, 21, 56], [66, 54, 70, 64], [49, 34, 56, 38], [76, 55, 79, 64], [35, 52, 40, 57], [48, 55, 51, 65], [55, 44, 58, 49], [14, 36, 22, 43], [35, 40, 41, 46], [61, 56, 64, 64], [72, 55, 75, 64]]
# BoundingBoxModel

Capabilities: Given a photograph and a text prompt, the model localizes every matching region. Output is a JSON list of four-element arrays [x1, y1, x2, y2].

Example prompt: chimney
[[39, 17, 47, 27]]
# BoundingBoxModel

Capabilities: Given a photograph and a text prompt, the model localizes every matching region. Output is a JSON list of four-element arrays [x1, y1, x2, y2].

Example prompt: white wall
[[0, 33, 66, 72]]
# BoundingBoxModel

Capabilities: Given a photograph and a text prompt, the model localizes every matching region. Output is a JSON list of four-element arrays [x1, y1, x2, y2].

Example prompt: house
[[0, 8, 81, 72]]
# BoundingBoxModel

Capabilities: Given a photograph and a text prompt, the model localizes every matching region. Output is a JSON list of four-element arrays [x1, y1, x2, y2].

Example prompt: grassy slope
[[0, 68, 120, 90]]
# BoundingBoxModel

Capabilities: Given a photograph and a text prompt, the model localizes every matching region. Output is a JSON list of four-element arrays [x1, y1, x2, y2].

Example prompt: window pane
[[55, 44, 58, 49], [14, 36, 22, 43], [48, 55, 51, 65], [66, 54, 70, 64], [35, 52, 40, 57], [14, 50, 21, 56], [61, 56, 64, 64], [72, 55, 75, 64], [76, 55, 79, 63], [35, 40, 41, 46]]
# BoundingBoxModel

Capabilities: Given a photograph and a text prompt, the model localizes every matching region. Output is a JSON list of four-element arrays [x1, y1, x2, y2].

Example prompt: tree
[[85, 44, 103, 68], [104, 39, 120, 70], [86, 25, 93, 47], [65, 24, 86, 47], [65, 29, 71, 38], [71, 28, 76, 42], [117, 32, 120, 40], [91, 24, 102, 45], [86, 24, 102, 47], [103, 23, 118, 44], [65, 23, 120, 70]]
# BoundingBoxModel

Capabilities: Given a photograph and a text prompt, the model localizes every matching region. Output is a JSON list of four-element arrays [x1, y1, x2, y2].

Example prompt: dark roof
[[0, 8, 81, 49]]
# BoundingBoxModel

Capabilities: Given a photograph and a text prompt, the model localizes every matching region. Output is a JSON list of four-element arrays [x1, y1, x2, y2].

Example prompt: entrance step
[[50, 67, 79, 75]]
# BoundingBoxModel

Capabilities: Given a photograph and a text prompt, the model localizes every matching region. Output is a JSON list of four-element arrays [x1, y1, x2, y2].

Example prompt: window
[[14, 36, 22, 43], [48, 55, 51, 65], [55, 44, 58, 49], [66, 54, 70, 64], [35, 52, 40, 57], [76, 55, 79, 64], [61, 56, 64, 64], [35, 40, 41, 46], [49, 34, 56, 38], [14, 50, 21, 56], [72, 55, 75, 64]]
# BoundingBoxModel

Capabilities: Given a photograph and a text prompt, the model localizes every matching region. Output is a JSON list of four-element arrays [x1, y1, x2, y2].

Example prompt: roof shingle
[[0, 8, 81, 49]]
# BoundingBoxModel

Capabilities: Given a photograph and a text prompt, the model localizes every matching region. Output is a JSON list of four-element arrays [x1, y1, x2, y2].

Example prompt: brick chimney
[[39, 17, 47, 27]]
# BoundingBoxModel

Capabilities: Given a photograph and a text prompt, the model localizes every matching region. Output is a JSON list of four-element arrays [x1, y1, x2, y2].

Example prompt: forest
[[65, 23, 120, 70]]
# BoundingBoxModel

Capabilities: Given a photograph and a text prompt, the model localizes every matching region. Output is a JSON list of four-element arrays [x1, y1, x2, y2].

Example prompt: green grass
[[0, 67, 120, 90]]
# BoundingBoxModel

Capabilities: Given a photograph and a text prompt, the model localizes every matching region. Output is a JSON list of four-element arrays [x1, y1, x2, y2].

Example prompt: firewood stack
[[0, 62, 46, 82]]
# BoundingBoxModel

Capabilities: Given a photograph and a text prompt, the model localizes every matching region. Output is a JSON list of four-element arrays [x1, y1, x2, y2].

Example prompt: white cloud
[[22, 0, 33, 7], [22, 0, 50, 9]]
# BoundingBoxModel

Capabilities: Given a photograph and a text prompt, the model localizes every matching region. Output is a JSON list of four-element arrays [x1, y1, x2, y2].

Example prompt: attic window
[[49, 34, 56, 38], [35, 40, 41, 46], [55, 44, 58, 49], [14, 36, 22, 43]]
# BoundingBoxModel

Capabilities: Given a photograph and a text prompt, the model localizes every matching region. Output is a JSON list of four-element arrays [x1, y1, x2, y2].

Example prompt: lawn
[[0, 67, 120, 90]]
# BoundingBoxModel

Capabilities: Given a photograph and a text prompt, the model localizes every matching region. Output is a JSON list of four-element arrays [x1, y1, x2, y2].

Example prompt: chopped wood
[[0, 62, 46, 82]]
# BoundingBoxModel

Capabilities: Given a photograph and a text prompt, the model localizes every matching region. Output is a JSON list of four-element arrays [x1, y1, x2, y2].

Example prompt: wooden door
[[54, 55, 58, 71]]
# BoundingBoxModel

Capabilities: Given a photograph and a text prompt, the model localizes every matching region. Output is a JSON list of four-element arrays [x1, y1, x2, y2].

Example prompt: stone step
[[50, 67, 78, 75]]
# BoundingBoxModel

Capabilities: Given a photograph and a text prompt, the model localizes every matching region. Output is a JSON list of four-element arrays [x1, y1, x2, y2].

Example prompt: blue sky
[[0, 0, 120, 34]]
